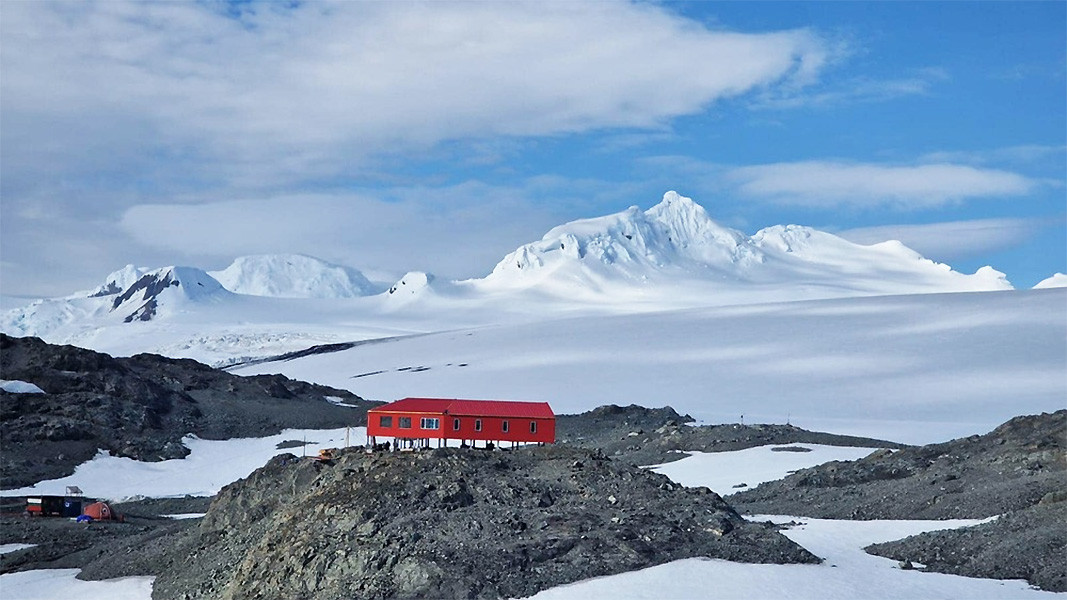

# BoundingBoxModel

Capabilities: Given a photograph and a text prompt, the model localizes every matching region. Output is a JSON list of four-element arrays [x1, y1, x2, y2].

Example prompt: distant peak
[[388, 271, 435, 297], [658, 190, 692, 206], [209, 254, 377, 298]]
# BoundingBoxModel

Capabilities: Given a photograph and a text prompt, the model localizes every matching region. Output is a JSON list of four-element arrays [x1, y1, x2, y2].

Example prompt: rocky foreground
[[148, 446, 816, 600], [2, 334, 1063, 596], [730, 410, 1067, 591], [729, 410, 1066, 520], [1, 334, 378, 488]]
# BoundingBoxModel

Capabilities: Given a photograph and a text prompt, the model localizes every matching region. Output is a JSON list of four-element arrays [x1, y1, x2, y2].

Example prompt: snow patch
[[0, 569, 154, 600], [3, 427, 362, 498], [1, 380, 46, 394], [0, 543, 36, 555], [649, 445, 882, 494]]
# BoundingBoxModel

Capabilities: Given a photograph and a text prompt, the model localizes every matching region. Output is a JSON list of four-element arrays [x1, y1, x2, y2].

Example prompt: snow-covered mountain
[[209, 254, 380, 298], [2, 266, 231, 338], [473, 191, 1011, 304], [1, 191, 1020, 364], [386, 272, 436, 298], [1034, 273, 1067, 289], [110, 266, 231, 322]]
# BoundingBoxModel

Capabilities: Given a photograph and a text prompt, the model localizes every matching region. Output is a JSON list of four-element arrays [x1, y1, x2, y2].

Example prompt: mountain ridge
[[0, 191, 1020, 364]]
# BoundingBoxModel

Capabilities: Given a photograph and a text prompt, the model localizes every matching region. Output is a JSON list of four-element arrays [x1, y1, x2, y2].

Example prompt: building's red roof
[[369, 397, 554, 419]]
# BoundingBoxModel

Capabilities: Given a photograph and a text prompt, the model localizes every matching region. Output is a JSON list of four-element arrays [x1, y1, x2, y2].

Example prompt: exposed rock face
[[729, 410, 1066, 520], [154, 446, 818, 600], [0, 334, 378, 489]]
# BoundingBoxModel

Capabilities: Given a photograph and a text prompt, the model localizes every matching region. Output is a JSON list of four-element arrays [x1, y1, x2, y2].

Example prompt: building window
[[453, 418, 461, 431], [475, 419, 482, 432], [421, 417, 440, 430], [530, 421, 537, 434], [379, 416, 393, 428], [399, 417, 411, 429], [502, 420, 509, 433]]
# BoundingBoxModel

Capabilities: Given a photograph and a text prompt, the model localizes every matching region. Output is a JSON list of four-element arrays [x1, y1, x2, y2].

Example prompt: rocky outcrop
[[726, 410, 1067, 592], [0, 334, 378, 489], [557, 404, 905, 467], [867, 501, 1067, 592], [729, 410, 1066, 520], [153, 445, 818, 600]]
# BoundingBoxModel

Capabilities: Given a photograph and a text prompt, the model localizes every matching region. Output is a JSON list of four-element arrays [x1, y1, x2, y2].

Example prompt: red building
[[367, 397, 555, 449]]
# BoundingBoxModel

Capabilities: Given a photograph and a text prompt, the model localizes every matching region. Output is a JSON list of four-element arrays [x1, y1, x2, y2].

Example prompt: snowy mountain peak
[[1034, 273, 1067, 289], [477, 191, 1013, 300], [208, 254, 378, 298], [484, 191, 760, 287], [88, 264, 148, 298], [111, 266, 227, 322], [388, 271, 436, 297]]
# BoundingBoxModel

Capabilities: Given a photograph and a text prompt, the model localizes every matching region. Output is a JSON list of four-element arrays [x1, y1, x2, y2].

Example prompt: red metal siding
[[367, 398, 555, 444]]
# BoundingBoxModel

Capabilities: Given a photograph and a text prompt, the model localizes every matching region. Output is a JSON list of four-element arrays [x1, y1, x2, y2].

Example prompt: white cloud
[[0, 1, 831, 188], [837, 218, 1044, 261], [919, 145, 1067, 166], [116, 182, 593, 282], [754, 67, 950, 109], [727, 161, 1037, 208]]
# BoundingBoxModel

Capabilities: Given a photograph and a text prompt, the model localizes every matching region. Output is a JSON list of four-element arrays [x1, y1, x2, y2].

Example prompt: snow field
[[2, 427, 364, 499], [649, 445, 882, 494], [237, 289, 1067, 445], [525, 516, 1059, 600], [0, 544, 36, 555], [0, 569, 154, 600]]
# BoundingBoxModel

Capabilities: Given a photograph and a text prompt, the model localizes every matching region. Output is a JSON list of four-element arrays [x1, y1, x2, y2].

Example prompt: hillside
[[150, 446, 817, 600], [0, 334, 377, 489], [729, 410, 1066, 520], [729, 411, 1067, 592]]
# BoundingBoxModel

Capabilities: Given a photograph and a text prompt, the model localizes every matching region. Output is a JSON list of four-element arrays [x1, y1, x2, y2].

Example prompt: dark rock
[[0, 334, 381, 488], [731, 410, 1066, 520], [152, 446, 818, 600], [868, 502, 1067, 592]]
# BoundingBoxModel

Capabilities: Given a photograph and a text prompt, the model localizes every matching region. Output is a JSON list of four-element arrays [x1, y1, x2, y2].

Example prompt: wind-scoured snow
[[236, 289, 1067, 445], [209, 254, 380, 298]]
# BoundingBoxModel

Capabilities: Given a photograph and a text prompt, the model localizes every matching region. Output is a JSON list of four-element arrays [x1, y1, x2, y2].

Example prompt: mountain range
[[2, 192, 1058, 366]]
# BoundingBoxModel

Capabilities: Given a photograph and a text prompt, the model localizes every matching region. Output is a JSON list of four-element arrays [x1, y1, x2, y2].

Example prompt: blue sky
[[1, 1, 1064, 298]]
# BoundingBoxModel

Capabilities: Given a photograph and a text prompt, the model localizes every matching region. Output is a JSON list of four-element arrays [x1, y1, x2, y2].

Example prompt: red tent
[[81, 501, 122, 522]]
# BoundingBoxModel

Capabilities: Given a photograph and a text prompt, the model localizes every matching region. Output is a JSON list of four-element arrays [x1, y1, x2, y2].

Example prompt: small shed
[[367, 397, 555, 449], [26, 492, 83, 518]]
